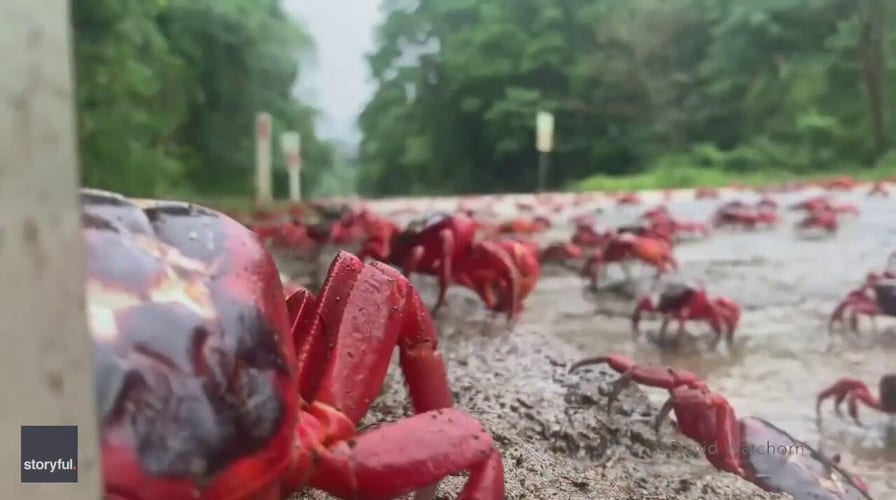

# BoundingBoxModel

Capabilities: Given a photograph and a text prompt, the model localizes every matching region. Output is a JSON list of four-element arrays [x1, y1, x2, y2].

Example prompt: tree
[[72, 0, 334, 199], [359, 0, 896, 195]]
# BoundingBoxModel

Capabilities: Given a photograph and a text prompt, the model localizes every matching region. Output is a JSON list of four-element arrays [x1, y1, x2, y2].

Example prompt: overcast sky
[[284, 0, 382, 145]]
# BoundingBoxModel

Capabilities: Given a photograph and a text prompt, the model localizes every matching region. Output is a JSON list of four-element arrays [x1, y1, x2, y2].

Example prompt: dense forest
[[72, 0, 336, 199], [358, 0, 896, 195], [72, 0, 896, 200]]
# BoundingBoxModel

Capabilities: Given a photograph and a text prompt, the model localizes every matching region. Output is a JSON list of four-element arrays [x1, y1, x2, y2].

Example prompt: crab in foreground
[[632, 282, 740, 348], [358, 212, 522, 321], [817, 374, 896, 426], [568, 354, 871, 499], [83, 188, 504, 500]]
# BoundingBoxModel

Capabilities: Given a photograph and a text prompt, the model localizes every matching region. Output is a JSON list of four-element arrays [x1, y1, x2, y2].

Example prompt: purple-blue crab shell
[[740, 417, 872, 499], [872, 281, 896, 317]]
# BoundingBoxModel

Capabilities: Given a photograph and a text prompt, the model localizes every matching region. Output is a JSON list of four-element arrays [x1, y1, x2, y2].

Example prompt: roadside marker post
[[255, 112, 273, 207], [535, 111, 555, 193], [281, 131, 302, 202]]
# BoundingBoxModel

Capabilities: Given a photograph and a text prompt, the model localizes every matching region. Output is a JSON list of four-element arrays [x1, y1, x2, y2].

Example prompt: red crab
[[571, 222, 604, 248], [756, 196, 778, 211], [538, 241, 583, 265], [358, 213, 522, 320], [868, 181, 889, 197], [581, 232, 677, 288], [82, 189, 504, 500], [712, 206, 779, 230], [640, 205, 669, 222], [616, 192, 641, 206], [790, 195, 831, 212], [817, 374, 896, 425], [795, 209, 839, 235], [829, 277, 896, 335], [694, 187, 720, 199], [495, 216, 551, 235], [639, 207, 709, 241], [476, 239, 541, 317], [632, 283, 741, 348], [568, 354, 871, 498], [822, 177, 857, 191]]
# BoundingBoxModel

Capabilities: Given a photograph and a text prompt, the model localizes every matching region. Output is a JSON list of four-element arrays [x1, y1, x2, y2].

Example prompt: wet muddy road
[[547, 189, 895, 497], [284, 187, 892, 499]]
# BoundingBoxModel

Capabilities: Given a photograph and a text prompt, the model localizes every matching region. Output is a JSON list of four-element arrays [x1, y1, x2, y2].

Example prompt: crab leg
[[568, 354, 705, 408], [828, 289, 879, 335], [580, 254, 601, 288], [453, 241, 521, 323], [816, 378, 882, 424], [287, 253, 366, 402], [653, 391, 744, 476], [701, 303, 725, 349], [715, 298, 741, 345], [402, 228, 454, 315], [298, 253, 452, 423], [299, 408, 503, 500]]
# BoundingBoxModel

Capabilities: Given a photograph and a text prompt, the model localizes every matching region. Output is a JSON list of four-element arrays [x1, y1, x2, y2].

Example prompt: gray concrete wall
[[0, 0, 102, 496]]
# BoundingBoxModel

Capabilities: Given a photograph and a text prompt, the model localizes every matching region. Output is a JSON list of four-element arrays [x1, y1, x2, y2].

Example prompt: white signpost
[[535, 111, 555, 192], [255, 112, 273, 206], [1, 0, 102, 496], [281, 131, 302, 202]]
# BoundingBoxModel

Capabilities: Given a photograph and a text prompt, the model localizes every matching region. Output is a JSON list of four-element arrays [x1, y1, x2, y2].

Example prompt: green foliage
[[359, 0, 896, 195], [72, 0, 334, 199]]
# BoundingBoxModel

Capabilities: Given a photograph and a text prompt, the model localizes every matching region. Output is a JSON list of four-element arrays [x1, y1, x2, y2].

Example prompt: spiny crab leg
[[654, 397, 676, 437], [568, 355, 701, 412], [816, 377, 889, 427], [286, 252, 504, 499]]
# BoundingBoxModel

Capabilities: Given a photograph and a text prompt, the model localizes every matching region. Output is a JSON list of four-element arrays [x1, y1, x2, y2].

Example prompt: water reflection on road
[[538, 189, 896, 497]]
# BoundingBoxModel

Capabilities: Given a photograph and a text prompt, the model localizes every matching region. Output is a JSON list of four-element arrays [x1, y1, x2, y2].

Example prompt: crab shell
[[82, 188, 297, 499], [741, 417, 871, 499], [873, 281, 896, 316]]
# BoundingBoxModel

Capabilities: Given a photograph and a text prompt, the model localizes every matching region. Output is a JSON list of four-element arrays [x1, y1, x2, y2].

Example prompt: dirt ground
[[282, 253, 786, 500]]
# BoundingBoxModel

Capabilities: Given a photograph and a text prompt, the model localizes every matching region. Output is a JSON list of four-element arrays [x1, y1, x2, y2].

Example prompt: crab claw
[[707, 297, 740, 347], [816, 378, 876, 425], [464, 241, 522, 323], [568, 354, 705, 411], [828, 289, 878, 335]]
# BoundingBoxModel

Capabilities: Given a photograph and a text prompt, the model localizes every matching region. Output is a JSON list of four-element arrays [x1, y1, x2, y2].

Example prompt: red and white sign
[[280, 132, 301, 171], [281, 131, 302, 201], [285, 152, 301, 171], [255, 112, 274, 206], [256, 114, 271, 139]]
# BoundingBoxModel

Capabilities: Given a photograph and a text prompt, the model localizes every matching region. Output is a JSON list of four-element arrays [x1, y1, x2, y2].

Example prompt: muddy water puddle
[[539, 190, 896, 497]]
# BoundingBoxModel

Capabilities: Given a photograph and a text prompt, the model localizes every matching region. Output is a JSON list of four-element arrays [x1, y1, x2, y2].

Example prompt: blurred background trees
[[71, 0, 896, 200], [359, 0, 896, 195], [72, 0, 334, 199]]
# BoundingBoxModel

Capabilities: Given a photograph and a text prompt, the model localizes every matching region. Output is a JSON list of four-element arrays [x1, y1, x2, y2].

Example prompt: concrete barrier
[[0, 0, 102, 496]]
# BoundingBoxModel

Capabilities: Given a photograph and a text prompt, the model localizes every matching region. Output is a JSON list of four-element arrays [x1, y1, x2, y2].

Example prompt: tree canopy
[[72, 0, 334, 199], [358, 0, 895, 195]]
